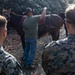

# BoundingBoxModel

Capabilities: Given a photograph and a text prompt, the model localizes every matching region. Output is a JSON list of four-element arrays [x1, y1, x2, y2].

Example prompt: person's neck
[[0, 40, 3, 46], [69, 30, 75, 34], [27, 14, 33, 17]]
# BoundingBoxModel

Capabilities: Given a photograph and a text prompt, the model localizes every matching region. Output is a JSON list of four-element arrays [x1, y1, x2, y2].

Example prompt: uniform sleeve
[[3, 57, 22, 75]]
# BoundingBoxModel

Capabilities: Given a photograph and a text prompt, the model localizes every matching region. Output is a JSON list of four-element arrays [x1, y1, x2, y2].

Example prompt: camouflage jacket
[[42, 34, 75, 75], [0, 46, 23, 75]]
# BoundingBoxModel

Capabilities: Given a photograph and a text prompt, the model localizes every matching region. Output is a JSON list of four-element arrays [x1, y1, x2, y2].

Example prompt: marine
[[0, 15, 23, 75], [42, 4, 75, 75]]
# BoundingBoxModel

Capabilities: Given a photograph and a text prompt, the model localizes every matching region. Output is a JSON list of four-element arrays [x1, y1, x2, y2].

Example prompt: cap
[[25, 7, 32, 15]]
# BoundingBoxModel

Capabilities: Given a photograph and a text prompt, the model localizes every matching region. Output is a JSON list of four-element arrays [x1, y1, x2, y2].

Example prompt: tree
[[0, 0, 73, 14]]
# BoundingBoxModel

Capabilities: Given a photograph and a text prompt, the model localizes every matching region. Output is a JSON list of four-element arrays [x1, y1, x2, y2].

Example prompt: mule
[[2, 9, 63, 50]]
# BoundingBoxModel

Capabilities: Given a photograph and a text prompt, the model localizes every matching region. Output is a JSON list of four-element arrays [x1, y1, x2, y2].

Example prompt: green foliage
[[0, 0, 74, 14], [68, 0, 74, 4], [72, 0, 75, 3]]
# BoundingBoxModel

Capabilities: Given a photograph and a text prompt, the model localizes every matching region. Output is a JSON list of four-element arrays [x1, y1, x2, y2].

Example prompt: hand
[[44, 7, 47, 10]]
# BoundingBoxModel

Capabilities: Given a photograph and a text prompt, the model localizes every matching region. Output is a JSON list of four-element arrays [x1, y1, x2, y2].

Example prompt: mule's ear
[[8, 8, 11, 11], [7, 8, 11, 13], [2, 8, 6, 13], [9, 8, 11, 12]]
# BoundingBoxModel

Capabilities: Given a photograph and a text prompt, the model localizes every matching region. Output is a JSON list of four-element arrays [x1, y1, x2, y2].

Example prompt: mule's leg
[[20, 34, 25, 50], [20, 34, 25, 63], [56, 31, 59, 40], [64, 24, 68, 36], [50, 28, 59, 41]]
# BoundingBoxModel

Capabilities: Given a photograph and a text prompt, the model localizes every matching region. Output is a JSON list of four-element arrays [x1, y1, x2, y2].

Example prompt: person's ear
[[3, 30, 7, 37], [66, 21, 70, 30]]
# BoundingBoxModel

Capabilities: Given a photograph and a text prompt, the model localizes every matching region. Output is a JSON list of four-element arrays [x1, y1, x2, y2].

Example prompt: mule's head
[[2, 9, 11, 21]]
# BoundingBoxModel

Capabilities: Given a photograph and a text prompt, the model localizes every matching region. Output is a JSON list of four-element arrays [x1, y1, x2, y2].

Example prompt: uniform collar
[[0, 45, 4, 55], [0, 45, 3, 50], [68, 34, 75, 39]]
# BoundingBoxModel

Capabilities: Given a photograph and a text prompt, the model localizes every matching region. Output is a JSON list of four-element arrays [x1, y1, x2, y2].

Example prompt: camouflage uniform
[[42, 34, 75, 75], [0, 46, 23, 75]]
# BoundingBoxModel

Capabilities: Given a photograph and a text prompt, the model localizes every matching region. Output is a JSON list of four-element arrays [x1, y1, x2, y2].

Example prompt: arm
[[40, 7, 47, 21]]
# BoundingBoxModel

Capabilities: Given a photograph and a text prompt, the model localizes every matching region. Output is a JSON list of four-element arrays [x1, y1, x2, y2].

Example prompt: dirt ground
[[3, 25, 66, 75]]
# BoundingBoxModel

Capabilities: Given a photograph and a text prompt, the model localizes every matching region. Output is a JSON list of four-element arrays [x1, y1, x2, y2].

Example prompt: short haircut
[[65, 4, 75, 27], [0, 15, 7, 28]]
